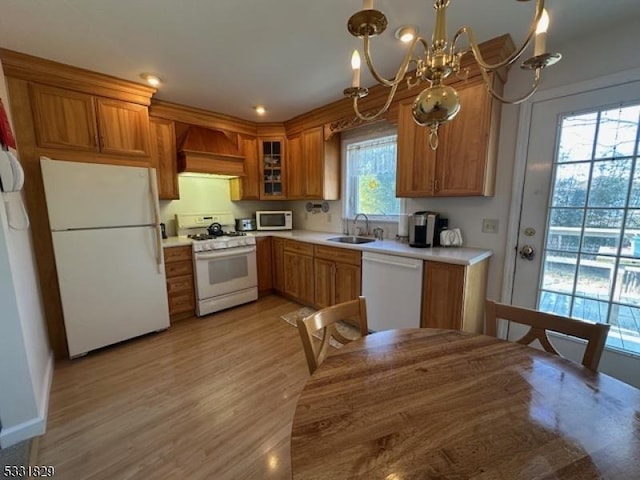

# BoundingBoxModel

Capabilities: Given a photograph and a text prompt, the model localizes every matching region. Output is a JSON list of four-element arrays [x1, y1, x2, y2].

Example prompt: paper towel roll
[[398, 214, 410, 237]]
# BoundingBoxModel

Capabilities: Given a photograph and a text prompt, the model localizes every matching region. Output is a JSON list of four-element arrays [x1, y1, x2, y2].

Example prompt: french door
[[511, 76, 640, 387]]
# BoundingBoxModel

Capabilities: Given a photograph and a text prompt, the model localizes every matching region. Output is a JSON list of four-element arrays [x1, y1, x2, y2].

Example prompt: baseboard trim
[[0, 351, 54, 449]]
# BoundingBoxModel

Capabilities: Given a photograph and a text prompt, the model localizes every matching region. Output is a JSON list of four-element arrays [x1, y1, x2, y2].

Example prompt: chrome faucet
[[353, 213, 369, 236]]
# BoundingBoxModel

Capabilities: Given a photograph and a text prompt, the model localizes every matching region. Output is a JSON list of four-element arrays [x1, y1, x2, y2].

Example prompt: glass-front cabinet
[[260, 138, 286, 199]]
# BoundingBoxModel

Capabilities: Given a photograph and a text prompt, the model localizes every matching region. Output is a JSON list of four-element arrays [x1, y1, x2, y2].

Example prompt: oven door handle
[[195, 246, 256, 259]]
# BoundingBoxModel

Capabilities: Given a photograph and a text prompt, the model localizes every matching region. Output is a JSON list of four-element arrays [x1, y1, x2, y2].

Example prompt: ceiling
[[1, 1, 638, 122]]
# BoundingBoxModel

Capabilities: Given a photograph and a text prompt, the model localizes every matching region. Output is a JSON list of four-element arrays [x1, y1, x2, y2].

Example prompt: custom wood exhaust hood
[[177, 124, 246, 177]]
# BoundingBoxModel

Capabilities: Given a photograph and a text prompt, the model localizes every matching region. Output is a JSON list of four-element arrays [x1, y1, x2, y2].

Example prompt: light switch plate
[[482, 218, 499, 234]]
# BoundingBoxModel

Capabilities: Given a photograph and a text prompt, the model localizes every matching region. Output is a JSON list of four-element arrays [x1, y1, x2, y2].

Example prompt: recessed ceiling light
[[254, 105, 266, 115], [140, 73, 162, 87], [394, 26, 418, 43]]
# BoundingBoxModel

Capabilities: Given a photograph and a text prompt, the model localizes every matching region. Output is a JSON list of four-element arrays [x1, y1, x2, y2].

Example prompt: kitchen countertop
[[163, 230, 492, 266]]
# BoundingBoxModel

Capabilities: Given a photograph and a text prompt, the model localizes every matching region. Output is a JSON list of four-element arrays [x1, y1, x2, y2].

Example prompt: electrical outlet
[[304, 212, 308, 220], [482, 218, 498, 234], [327, 213, 332, 223]]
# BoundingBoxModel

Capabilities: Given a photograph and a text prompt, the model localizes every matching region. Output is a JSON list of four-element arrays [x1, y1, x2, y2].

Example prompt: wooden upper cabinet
[[30, 84, 99, 152], [286, 134, 304, 199], [96, 98, 151, 157], [396, 75, 502, 197], [396, 101, 436, 197], [29, 83, 151, 158], [287, 126, 340, 200], [230, 136, 261, 201], [435, 80, 495, 196], [149, 117, 179, 200], [259, 137, 286, 199]]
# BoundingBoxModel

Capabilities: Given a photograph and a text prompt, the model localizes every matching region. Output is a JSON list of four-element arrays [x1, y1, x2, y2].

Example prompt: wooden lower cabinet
[[283, 240, 315, 305], [164, 246, 195, 322], [256, 236, 273, 296], [421, 259, 489, 333], [272, 237, 285, 293], [314, 245, 361, 308]]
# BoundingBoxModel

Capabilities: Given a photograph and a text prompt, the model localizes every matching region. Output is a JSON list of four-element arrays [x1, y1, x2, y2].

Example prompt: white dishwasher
[[361, 251, 424, 331]]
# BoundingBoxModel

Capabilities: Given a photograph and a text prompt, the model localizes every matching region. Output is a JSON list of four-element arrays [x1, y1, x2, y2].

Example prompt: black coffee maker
[[409, 211, 448, 248]]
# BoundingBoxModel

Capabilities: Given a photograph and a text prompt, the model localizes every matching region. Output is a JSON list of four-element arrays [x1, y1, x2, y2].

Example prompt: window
[[343, 124, 402, 221], [539, 102, 640, 355]]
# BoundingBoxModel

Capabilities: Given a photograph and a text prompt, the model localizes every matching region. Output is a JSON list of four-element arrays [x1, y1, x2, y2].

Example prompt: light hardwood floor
[[38, 295, 311, 480]]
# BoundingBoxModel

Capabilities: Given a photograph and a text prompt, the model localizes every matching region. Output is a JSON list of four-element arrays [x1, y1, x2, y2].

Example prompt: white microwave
[[255, 210, 293, 230]]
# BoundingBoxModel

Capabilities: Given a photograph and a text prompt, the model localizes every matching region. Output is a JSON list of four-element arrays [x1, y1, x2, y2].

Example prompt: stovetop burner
[[188, 233, 215, 241], [188, 231, 247, 241]]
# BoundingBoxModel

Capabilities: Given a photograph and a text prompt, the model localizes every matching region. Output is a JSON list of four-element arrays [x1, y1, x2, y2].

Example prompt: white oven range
[[176, 212, 258, 316]]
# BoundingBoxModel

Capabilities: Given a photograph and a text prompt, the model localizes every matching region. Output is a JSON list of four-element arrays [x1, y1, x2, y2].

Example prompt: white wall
[[159, 174, 287, 235], [0, 60, 53, 448]]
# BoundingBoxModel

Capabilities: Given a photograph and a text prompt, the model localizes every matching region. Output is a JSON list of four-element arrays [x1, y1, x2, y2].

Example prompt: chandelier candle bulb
[[351, 50, 361, 88], [534, 9, 549, 57], [362, 0, 373, 10]]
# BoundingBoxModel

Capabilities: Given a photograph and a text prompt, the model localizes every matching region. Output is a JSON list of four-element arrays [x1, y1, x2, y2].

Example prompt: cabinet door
[[395, 101, 436, 197], [283, 251, 300, 299], [314, 258, 334, 309], [96, 98, 151, 157], [286, 135, 304, 199], [259, 138, 286, 199], [334, 263, 361, 305], [256, 236, 273, 295], [243, 136, 261, 200], [30, 84, 99, 152], [435, 80, 492, 196], [422, 261, 465, 329], [298, 254, 315, 305], [230, 136, 261, 200], [303, 127, 324, 199], [272, 237, 285, 293], [149, 117, 179, 200], [284, 252, 314, 304]]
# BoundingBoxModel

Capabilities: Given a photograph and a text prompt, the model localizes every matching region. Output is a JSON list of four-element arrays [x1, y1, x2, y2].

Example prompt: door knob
[[519, 245, 535, 260]]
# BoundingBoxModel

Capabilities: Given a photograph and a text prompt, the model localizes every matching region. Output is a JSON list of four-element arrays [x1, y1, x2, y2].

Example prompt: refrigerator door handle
[[148, 168, 162, 273]]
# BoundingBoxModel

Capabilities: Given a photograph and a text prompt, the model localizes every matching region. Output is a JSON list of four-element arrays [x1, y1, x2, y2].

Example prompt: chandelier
[[343, 0, 561, 149]]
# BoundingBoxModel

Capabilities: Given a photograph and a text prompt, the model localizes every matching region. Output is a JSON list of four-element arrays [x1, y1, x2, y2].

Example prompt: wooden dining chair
[[297, 296, 369, 374], [485, 299, 610, 371]]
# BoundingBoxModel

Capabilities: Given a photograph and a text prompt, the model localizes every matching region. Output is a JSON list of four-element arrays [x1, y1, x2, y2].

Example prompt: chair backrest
[[485, 299, 610, 371], [297, 297, 368, 374]]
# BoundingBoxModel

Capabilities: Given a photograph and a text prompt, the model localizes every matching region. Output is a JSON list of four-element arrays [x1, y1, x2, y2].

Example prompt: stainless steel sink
[[327, 236, 376, 245]]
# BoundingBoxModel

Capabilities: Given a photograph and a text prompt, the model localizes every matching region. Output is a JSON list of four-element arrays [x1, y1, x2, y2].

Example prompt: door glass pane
[[587, 159, 632, 207], [547, 209, 583, 252], [558, 112, 597, 162], [595, 106, 640, 159], [584, 209, 624, 253], [541, 252, 577, 293], [539, 102, 640, 355], [551, 162, 590, 207]]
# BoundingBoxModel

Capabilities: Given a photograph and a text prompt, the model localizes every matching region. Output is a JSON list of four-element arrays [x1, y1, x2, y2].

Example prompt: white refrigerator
[[40, 157, 170, 357]]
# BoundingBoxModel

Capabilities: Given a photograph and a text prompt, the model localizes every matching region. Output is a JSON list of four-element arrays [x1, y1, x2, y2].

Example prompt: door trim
[[502, 67, 640, 308]]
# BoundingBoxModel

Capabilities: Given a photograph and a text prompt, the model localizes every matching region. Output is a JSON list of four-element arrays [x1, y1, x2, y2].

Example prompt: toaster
[[235, 218, 257, 231]]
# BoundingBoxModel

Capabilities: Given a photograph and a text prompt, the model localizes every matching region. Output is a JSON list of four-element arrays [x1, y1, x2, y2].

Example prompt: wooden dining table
[[290, 328, 640, 479]]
